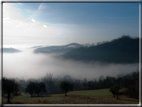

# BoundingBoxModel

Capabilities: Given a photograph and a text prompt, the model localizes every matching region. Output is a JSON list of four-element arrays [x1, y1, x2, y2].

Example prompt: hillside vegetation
[[61, 36, 139, 63]]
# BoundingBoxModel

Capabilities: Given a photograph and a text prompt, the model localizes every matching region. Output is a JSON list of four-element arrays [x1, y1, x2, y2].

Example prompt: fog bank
[[3, 48, 139, 80]]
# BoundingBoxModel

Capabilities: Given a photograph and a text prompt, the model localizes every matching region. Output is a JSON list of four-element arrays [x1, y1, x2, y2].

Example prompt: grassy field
[[2, 88, 139, 104]]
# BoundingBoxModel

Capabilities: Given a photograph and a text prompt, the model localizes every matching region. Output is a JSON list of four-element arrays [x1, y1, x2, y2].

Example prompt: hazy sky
[[3, 2, 139, 47]]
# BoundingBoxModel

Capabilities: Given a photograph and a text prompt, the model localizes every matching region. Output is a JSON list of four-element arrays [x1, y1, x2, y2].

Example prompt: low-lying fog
[[3, 47, 139, 80]]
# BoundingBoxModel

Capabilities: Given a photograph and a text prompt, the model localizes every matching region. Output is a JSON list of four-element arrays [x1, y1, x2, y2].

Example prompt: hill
[[1, 48, 21, 53], [60, 36, 139, 63], [33, 43, 82, 54]]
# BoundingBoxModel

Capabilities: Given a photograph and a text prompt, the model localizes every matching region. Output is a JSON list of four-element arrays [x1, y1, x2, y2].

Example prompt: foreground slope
[[2, 89, 139, 104]]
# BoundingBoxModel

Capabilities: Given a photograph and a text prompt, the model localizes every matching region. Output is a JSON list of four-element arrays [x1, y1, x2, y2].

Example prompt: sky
[[3, 2, 139, 48]]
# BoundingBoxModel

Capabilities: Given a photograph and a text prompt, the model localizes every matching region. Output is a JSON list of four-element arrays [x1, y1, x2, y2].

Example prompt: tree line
[[2, 70, 139, 103]]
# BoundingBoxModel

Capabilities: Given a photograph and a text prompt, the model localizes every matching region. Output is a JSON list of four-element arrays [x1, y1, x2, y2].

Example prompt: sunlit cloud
[[3, 3, 61, 46], [3, 3, 23, 20], [43, 25, 47, 28], [31, 19, 35, 22]]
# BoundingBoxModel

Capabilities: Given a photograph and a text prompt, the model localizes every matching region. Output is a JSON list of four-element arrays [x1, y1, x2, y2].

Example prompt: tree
[[124, 71, 139, 99], [43, 73, 55, 94], [25, 81, 46, 97], [25, 81, 36, 97], [83, 78, 87, 90], [59, 81, 73, 96], [35, 82, 46, 96], [63, 75, 73, 82], [109, 84, 121, 99], [2, 77, 20, 103]]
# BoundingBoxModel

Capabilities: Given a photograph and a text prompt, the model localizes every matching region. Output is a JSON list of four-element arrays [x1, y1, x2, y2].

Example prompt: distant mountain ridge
[[1, 48, 21, 53], [60, 36, 139, 63], [34, 43, 82, 54]]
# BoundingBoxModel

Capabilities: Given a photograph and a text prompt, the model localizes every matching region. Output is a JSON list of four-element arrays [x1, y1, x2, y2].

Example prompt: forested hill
[[34, 43, 82, 54], [0, 48, 21, 53], [61, 36, 139, 63]]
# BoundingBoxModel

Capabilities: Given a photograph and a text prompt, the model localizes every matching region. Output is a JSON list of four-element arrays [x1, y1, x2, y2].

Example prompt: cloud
[[37, 3, 47, 11], [3, 3, 61, 46], [45, 22, 78, 27], [31, 19, 35, 22], [38, 3, 43, 10], [43, 25, 47, 28], [4, 17, 10, 20], [3, 3, 23, 20], [3, 17, 11, 23]]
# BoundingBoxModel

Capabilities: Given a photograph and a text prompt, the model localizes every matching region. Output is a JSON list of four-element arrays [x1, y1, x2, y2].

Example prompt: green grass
[[2, 88, 139, 104]]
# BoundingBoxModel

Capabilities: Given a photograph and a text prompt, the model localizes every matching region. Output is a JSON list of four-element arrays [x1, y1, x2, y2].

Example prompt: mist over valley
[[3, 36, 139, 80]]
